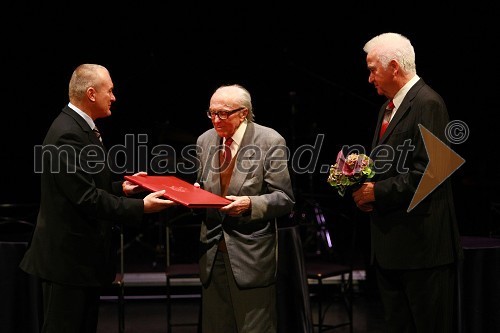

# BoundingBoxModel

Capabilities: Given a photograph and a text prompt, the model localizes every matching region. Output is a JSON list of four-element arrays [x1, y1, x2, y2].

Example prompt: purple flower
[[327, 150, 375, 197]]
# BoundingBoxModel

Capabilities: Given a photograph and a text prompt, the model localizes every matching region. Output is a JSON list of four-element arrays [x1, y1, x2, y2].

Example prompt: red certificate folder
[[124, 175, 231, 208]]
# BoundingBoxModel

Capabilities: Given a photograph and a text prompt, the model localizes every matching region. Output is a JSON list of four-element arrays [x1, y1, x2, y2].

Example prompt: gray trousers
[[202, 251, 276, 333]]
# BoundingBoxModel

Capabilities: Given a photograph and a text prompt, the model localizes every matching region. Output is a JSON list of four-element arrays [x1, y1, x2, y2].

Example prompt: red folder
[[124, 175, 232, 208]]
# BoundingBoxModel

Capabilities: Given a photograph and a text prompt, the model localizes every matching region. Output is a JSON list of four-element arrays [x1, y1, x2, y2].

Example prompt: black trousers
[[41, 280, 100, 333], [375, 263, 455, 333]]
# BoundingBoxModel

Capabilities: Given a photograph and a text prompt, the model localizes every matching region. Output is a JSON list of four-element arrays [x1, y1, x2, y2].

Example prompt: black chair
[[0, 217, 36, 242], [277, 224, 314, 333], [163, 211, 202, 333], [100, 224, 126, 333], [304, 206, 355, 333], [111, 225, 125, 333], [0, 217, 41, 333], [0, 203, 39, 224]]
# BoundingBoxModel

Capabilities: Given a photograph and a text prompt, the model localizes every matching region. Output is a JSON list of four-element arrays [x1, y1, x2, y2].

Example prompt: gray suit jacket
[[196, 122, 295, 288]]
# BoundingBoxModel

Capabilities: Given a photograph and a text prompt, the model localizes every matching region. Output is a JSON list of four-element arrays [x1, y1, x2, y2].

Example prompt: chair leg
[[340, 273, 354, 333], [118, 283, 125, 333], [348, 273, 353, 333], [348, 274, 354, 333], [197, 294, 202, 333], [317, 279, 324, 332], [166, 277, 172, 333], [312, 274, 354, 333]]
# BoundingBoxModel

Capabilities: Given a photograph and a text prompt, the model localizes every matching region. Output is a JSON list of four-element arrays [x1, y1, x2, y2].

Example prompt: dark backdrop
[[1, 2, 497, 236]]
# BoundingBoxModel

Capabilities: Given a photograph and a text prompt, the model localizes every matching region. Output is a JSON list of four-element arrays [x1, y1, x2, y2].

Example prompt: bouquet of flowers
[[327, 150, 375, 197]]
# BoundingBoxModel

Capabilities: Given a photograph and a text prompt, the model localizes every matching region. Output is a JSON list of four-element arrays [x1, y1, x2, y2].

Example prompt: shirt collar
[[68, 102, 96, 130], [226, 118, 248, 149], [392, 74, 420, 109]]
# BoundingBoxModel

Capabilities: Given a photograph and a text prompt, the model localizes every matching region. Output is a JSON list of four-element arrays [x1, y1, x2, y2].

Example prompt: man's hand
[[352, 182, 375, 212], [122, 171, 148, 196], [143, 190, 177, 213], [219, 196, 251, 216]]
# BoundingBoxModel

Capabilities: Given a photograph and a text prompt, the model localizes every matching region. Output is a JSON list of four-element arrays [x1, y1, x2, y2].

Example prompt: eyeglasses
[[206, 107, 245, 120]]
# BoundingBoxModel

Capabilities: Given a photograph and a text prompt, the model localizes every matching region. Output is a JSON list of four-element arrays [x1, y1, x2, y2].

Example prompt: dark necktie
[[220, 137, 233, 170], [379, 100, 394, 139], [93, 126, 102, 143]]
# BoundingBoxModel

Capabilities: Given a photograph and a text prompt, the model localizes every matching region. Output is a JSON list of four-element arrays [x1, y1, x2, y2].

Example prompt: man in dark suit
[[196, 84, 295, 332], [352, 33, 463, 333], [20, 64, 175, 333]]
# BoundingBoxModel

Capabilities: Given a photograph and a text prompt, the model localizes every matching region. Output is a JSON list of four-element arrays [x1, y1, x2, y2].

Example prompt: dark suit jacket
[[196, 122, 295, 288], [369, 78, 463, 269], [20, 106, 144, 287]]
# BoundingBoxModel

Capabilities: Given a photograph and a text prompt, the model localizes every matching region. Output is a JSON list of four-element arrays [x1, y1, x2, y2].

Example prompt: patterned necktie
[[93, 126, 102, 143], [221, 137, 233, 170], [379, 100, 394, 139]]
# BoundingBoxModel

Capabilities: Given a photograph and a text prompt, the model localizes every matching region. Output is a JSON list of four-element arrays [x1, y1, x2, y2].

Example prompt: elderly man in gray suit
[[196, 84, 295, 333]]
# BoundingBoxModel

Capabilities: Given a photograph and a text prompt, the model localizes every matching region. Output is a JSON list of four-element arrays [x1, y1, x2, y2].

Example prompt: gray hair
[[363, 32, 416, 75], [68, 64, 108, 101], [214, 84, 255, 122]]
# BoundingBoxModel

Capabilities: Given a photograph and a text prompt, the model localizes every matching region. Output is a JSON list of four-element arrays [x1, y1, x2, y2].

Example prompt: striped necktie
[[93, 126, 102, 143]]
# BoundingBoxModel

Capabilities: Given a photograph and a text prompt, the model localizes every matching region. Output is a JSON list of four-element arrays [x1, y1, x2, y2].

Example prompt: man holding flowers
[[351, 32, 463, 333]]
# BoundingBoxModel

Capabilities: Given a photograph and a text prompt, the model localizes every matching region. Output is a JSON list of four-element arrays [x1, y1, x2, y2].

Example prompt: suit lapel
[[62, 106, 105, 148], [61, 106, 111, 182], [375, 79, 426, 145]]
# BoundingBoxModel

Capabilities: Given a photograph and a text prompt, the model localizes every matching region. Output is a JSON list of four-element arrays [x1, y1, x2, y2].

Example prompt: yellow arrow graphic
[[407, 124, 466, 212]]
